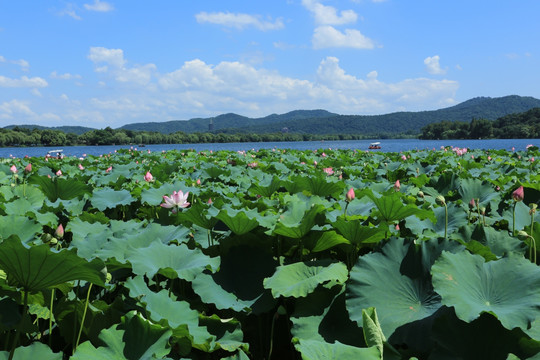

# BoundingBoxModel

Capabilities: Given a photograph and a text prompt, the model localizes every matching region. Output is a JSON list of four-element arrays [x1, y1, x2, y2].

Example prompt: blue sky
[[1, 0, 539, 128]]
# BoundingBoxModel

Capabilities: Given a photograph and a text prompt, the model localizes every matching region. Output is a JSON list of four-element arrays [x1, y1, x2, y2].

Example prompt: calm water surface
[[0, 138, 538, 159]]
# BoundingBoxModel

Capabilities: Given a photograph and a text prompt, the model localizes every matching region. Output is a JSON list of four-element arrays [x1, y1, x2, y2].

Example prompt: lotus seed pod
[[436, 195, 446, 205], [417, 191, 424, 198]]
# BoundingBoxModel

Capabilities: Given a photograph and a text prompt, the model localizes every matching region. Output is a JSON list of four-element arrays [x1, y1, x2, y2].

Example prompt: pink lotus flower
[[160, 190, 190, 213], [78, 164, 84, 170], [323, 167, 334, 175], [512, 186, 524, 202], [401, 155, 407, 161], [144, 171, 153, 182], [56, 170, 62, 176], [247, 162, 258, 168], [10, 165, 17, 173], [526, 144, 533, 149], [394, 180, 401, 191], [346, 188, 355, 202], [106, 166, 112, 173], [24, 163, 32, 173], [196, 178, 201, 185], [55, 224, 64, 239]]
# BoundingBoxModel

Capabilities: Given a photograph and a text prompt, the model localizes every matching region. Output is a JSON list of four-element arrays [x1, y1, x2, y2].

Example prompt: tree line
[[419, 107, 540, 140], [0, 126, 402, 148]]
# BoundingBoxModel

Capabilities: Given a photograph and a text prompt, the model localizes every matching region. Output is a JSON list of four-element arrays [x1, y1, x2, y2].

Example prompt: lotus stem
[[49, 288, 55, 348], [444, 203, 448, 239], [9, 290, 29, 360], [268, 311, 278, 360], [75, 283, 93, 351], [513, 202, 517, 236]]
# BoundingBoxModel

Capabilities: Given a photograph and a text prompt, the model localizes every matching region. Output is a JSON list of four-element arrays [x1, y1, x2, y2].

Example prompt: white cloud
[[50, 71, 82, 80], [0, 75, 48, 88], [195, 12, 284, 31], [0, 55, 5, 62], [424, 55, 447, 75], [88, 47, 126, 68], [0, 100, 37, 119], [84, 0, 114, 12], [302, 0, 357, 25], [59, 4, 82, 20], [88, 47, 157, 85], [312, 25, 375, 49]]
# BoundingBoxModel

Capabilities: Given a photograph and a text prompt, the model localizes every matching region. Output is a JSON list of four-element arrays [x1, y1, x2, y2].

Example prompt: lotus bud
[[517, 230, 530, 238], [24, 163, 32, 174], [55, 224, 64, 239], [469, 198, 476, 208], [512, 186, 524, 202], [479, 206, 486, 215], [49, 237, 58, 245], [10, 165, 17, 173], [144, 171, 153, 182], [42, 233, 53, 243], [417, 191, 424, 198], [436, 195, 446, 205], [394, 180, 401, 191], [346, 188, 355, 202]]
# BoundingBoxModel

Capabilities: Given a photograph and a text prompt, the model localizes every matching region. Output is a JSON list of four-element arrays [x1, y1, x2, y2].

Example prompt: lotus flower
[[323, 167, 334, 175], [24, 163, 32, 173], [106, 166, 112, 173], [161, 190, 190, 213], [78, 164, 84, 170], [56, 170, 62, 176], [346, 188, 355, 202], [10, 165, 17, 173], [394, 180, 401, 191], [144, 171, 153, 182], [512, 186, 524, 202], [55, 224, 64, 239]]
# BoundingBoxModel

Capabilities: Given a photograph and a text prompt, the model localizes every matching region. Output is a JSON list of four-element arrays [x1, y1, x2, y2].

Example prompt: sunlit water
[[0, 138, 538, 159]]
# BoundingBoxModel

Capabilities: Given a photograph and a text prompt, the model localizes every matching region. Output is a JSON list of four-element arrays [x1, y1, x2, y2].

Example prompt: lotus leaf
[[0, 342, 62, 360], [432, 251, 540, 331], [91, 187, 135, 211], [294, 340, 381, 360]]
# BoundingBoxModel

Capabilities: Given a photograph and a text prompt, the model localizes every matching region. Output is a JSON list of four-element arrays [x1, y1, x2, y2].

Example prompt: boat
[[368, 142, 381, 149], [47, 149, 64, 158]]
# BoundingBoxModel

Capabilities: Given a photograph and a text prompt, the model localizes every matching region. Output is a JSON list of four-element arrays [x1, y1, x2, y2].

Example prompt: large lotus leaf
[[72, 311, 172, 360], [0, 342, 62, 360], [178, 201, 218, 229], [503, 201, 534, 233], [273, 203, 325, 238], [0, 215, 41, 243], [28, 174, 91, 201], [249, 174, 281, 197], [129, 241, 220, 280], [451, 225, 525, 259], [458, 178, 500, 207], [3, 186, 45, 216], [432, 251, 540, 331], [216, 207, 260, 235], [0, 235, 106, 291], [332, 219, 386, 245], [291, 286, 366, 348], [91, 187, 135, 211], [263, 260, 348, 298], [426, 172, 460, 197], [346, 238, 461, 338], [405, 203, 467, 237], [294, 175, 346, 198], [304, 231, 350, 252], [221, 349, 250, 360], [191, 273, 258, 312], [125, 276, 199, 329], [190, 314, 247, 353], [364, 190, 435, 224], [294, 340, 381, 360]]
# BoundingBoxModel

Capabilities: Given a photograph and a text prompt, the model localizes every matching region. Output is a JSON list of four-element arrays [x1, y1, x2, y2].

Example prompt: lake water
[[0, 138, 537, 159]]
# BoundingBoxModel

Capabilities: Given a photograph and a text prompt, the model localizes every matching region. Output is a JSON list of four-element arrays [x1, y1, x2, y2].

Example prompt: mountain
[[4, 95, 540, 136], [4, 124, 95, 135]]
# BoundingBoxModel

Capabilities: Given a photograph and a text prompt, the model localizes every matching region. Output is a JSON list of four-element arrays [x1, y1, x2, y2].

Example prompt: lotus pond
[[0, 146, 539, 359]]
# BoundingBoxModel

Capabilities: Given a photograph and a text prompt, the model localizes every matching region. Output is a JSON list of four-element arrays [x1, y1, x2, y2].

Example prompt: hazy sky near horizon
[[1, 1, 539, 128]]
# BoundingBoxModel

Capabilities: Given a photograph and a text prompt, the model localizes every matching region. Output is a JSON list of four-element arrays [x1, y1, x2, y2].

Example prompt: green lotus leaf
[[432, 251, 540, 331], [332, 219, 386, 245], [0, 235, 106, 291], [458, 178, 500, 207], [28, 175, 91, 201], [365, 191, 435, 224], [91, 187, 135, 211], [0, 215, 41, 243], [125, 276, 199, 329], [0, 342, 62, 360], [503, 201, 534, 233], [405, 203, 467, 237], [284, 175, 345, 198], [178, 201, 218, 229], [249, 174, 281, 197], [304, 231, 350, 252], [264, 260, 348, 298], [190, 314, 247, 353], [294, 340, 381, 360], [346, 238, 462, 338], [129, 241, 220, 280], [216, 207, 260, 235], [273, 203, 325, 238], [72, 311, 172, 360], [191, 273, 258, 312], [450, 224, 525, 257], [220, 349, 250, 360]]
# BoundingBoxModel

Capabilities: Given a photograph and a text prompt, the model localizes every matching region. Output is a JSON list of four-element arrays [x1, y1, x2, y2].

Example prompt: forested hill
[[4, 95, 540, 136], [119, 95, 540, 135]]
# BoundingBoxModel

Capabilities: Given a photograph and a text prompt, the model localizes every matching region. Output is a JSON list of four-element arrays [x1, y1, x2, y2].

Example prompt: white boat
[[368, 142, 381, 149]]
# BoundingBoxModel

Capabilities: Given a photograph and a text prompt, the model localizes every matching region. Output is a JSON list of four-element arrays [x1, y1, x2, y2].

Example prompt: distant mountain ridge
[[5, 95, 540, 136]]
